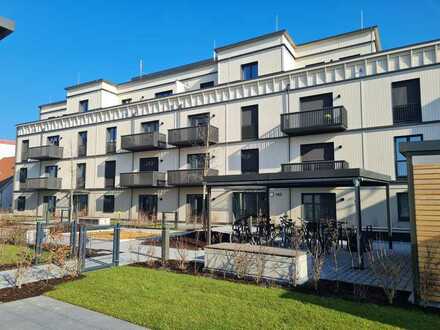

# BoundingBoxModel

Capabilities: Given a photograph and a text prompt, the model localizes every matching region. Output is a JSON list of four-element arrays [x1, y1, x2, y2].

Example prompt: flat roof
[[400, 140, 440, 156], [205, 168, 391, 188], [0, 17, 15, 40]]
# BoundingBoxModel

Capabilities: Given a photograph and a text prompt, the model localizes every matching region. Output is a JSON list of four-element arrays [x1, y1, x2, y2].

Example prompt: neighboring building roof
[[0, 176, 12, 190], [0, 157, 15, 182], [0, 16, 14, 41], [0, 140, 15, 145]]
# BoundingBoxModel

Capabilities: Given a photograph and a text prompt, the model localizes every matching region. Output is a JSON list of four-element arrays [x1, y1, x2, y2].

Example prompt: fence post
[[78, 225, 87, 273], [161, 223, 169, 263], [112, 223, 120, 267], [70, 220, 77, 257], [34, 222, 43, 264]]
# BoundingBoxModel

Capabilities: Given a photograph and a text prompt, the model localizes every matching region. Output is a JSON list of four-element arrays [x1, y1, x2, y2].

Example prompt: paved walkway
[[0, 296, 145, 329]]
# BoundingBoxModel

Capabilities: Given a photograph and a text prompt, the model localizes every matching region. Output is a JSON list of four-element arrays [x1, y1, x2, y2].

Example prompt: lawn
[[46, 266, 440, 330], [0, 244, 34, 265]]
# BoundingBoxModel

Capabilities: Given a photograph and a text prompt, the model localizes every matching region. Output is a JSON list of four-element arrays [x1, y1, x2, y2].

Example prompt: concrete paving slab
[[0, 296, 146, 330]]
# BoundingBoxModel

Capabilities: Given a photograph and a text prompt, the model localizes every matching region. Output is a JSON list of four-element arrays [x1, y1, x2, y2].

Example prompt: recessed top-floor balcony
[[28, 145, 63, 160], [168, 125, 219, 147], [121, 132, 167, 151], [119, 171, 166, 188], [281, 106, 347, 136], [167, 168, 219, 186], [20, 177, 62, 191], [281, 160, 349, 173]]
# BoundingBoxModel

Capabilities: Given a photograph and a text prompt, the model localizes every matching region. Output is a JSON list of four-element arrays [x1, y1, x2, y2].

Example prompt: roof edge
[[65, 79, 116, 91]]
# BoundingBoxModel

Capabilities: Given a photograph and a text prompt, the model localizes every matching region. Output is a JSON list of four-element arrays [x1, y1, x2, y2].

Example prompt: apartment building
[[13, 26, 440, 234]]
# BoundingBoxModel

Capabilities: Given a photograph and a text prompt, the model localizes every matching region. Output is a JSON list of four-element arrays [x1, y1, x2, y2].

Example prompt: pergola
[[205, 168, 392, 269]]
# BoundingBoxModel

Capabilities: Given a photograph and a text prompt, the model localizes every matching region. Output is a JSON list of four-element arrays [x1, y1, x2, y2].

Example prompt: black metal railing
[[120, 171, 166, 187], [106, 141, 116, 154], [392, 103, 422, 124], [105, 177, 115, 188], [76, 177, 86, 189], [167, 168, 219, 186], [281, 106, 347, 136], [281, 160, 349, 172], [121, 132, 167, 151], [20, 177, 62, 190], [168, 125, 219, 147], [78, 144, 87, 157], [28, 145, 63, 160], [21, 150, 29, 162]]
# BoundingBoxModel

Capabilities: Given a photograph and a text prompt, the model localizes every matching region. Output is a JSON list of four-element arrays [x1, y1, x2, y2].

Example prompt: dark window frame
[[103, 195, 115, 213], [139, 157, 159, 172], [391, 78, 422, 124], [188, 113, 210, 127], [76, 163, 86, 189], [300, 142, 335, 162], [19, 168, 27, 183], [394, 134, 423, 180], [45, 165, 58, 177], [397, 192, 410, 222], [78, 131, 88, 157], [141, 120, 160, 133], [21, 140, 29, 162], [79, 99, 89, 112], [200, 81, 215, 89], [122, 98, 132, 104], [301, 193, 337, 223], [241, 105, 259, 140], [241, 62, 258, 80], [104, 160, 116, 188], [187, 153, 209, 169], [155, 90, 173, 98], [47, 135, 60, 146], [241, 149, 259, 174], [17, 196, 26, 211], [299, 93, 333, 112]]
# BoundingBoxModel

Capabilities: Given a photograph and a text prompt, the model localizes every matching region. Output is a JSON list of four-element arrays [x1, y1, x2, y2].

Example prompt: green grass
[[46, 266, 440, 330], [0, 244, 34, 265]]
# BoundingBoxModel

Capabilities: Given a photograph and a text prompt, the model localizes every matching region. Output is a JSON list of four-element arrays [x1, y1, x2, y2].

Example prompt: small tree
[[254, 245, 267, 285], [290, 221, 305, 287], [14, 248, 34, 289], [175, 237, 189, 271], [310, 240, 325, 291]]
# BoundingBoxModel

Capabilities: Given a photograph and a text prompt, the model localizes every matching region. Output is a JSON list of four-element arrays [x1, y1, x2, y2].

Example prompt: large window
[[21, 140, 29, 162], [391, 79, 421, 123], [104, 160, 116, 188], [241, 105, 258, 140], [76, 163, 86, 189], [300, 93, 333, 111], [155, 90, 173, 98], [47, 135, 60, 146], [302, 193, 336, 223], [79, 99, 89, 113], [103, 195, 115, 213], [17, 196, 26, 211], [186, 194, 203, 224], [106, 127, 117, 154], [394, 135, 423, 179], [73, 194, 88, 217], [232, 192, 268, 221], [187, 153, 208, 169], [189, 113, 210, 127], [300, 143, 334, 162], [45, 165, 58, 177], [138, 195, 158, 221], [241, 62, 258, 80], [140, 157, 159, 171], [78, 131, 87, 157], [19, 168, 27, 183], [200, 81, 214, 89], [43, 196, 57, 215], [397, 192, 409, 222], [241, 149, 259, 174], [142, 120, 159, 133]]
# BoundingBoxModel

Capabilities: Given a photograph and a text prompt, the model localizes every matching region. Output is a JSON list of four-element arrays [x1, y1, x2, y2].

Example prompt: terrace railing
[[121, 131, 167, 151], [281, 160, 349, 172], [168, 125, 219, 147], [167, 168, 219, 186]]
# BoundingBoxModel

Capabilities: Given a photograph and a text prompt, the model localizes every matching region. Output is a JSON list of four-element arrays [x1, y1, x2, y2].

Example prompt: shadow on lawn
[[278, 288, 439, 329]]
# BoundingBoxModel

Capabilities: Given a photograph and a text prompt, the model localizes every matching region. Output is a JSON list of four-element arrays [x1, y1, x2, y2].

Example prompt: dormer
[[65, 79, 119, 114], [215, 30, 296, 84]]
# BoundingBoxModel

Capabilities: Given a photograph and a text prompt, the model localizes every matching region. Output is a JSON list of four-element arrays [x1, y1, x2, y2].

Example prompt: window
[[188, 153, 209, 169], [300, 93, 333, 111], [73, 194, 88, 217], [155, 90, 173, 98], [140, 157, 159, 171], [122, 98, 132, 104], [392, 79, 421, 123], [397, 192, 409, 222], [232, 192, 268, 220], [241, 149, 259, 174], [19, 168, 27, 183], [47, 135, 60, 146], [139, 195, 158, 221], [241, 105, 258, 140], [394, 135, 423, 179], [186, 194, 203, 223], [78, 131, 87, 157], [21, 140, 29, 162], [76, 163, 86, 189], [302, 193, 336, 223], [45, 165, 58, 177], [106, 127, 117, 154], [189, 113, 210, 127], [43, 196, 56, 215], [104, 160, 116, 188], [142, 121, 159, 133], [241, 62, 258, 80], [300, 143, 334, 162], [103, 195, 115, 213], [17, 196, 26, 211], [200, 81, 214, 89], [79, 99, 89, 112]]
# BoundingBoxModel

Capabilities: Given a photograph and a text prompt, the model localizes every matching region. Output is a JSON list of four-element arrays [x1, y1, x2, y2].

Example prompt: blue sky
[[0, 0, 439, 139]]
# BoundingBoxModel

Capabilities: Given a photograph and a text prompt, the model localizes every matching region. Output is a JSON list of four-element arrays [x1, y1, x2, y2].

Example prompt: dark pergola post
[[266, 186, 270, 220], [353, 178, 364, 269], [385, 183, 392, 250], [207, 186, 212, 245]]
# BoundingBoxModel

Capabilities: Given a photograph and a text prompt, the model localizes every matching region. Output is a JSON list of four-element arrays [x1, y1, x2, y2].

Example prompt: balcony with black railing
[[76, 177, 86, 189], [78, 144, 87, 157], [392, 103, 422, 124], [28, 145, 63, 160], [106, 141, 116, 154], [20, 177, 62, 191], [281, 160, 349, 173], [121, 132, 167, 151], [167, 168, 219, 186], [281, 106, 348, 136], [120, 171, 166, 187], [168, 125, 219, 147]]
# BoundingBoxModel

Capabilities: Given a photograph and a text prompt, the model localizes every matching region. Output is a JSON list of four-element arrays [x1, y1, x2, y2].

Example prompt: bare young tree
[[310, 240, 325, 291], [290, 221, 305, 287], [233, 250, 253, 280], [13, 248, 34, 289], [254, 245, 267, 285], [175, 237, 189, 271]]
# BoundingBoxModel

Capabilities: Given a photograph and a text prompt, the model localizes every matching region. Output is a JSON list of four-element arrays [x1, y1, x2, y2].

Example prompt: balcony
[[121, 132, 167, 151], [28, 145, 63, 160], [281, 160, 349, 173], [106, 141, 116, 154], [168, 125, 219, 147], [76, 177, 86, 190], [392, 103, 422, 124], [281, 106, 347, 136], [120, 171, 166, 187], [78, 145, 87, 157], [20, 177, 62, 191], [167, 168, 219, 186]]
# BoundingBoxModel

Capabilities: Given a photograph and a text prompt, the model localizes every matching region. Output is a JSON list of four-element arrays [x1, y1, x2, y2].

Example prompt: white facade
[[13, 26, 440, 233]]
